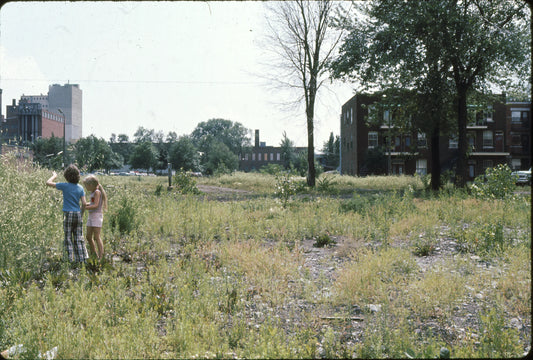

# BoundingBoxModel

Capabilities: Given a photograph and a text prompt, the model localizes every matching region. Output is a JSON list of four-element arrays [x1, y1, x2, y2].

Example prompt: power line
[[0, 78, 261, 86]]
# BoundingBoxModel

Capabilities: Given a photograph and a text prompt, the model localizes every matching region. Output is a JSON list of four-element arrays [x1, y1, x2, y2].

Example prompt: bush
[[174, 170, 201, 195], [109, 197, 138, 235], [470, 164, 516, 199], [274, 172, 297, 208]]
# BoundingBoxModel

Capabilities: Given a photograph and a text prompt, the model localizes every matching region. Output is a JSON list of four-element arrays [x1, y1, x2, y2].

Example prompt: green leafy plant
[[109, 197, 138, 235], [174, 169, 201, 194], [274, 172, 297, 208], [313, 232, 336, 248], [470, 164, 516, 199]]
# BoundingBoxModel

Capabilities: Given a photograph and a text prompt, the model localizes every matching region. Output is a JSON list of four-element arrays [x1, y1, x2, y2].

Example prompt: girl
[[46, 165, 89, 263], [83, 175, 108, 259]]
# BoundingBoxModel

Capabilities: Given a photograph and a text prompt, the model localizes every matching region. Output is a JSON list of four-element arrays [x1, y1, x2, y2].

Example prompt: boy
[[46, 164, 89, 263]]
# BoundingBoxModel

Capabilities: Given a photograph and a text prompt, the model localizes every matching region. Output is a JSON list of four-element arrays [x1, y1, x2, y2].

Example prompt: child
[[82, 175, 107, 259], [46, 164, 89, 263]]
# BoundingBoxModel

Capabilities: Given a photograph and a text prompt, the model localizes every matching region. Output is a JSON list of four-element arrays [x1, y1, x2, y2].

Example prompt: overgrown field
[[0, 156, 530, 358]]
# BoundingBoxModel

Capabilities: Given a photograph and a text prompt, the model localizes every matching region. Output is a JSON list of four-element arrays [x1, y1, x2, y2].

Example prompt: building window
[[511, 158, 521, 169], [511, 134, 521, 146], [252, 153, 256, 161], [276, 153, 280, 161], [512, 111, 521, 123], [416, 159, 427, 175], [483, 130, 493, 148], [468, 132, 476, 150], [417, 133, 427, 148], [449, 135, 458, 149], [350, 108, 353, 124], [383, 109, 391, 126], [245, 154, 249, 161], [264, 153, 268, 161], [270, 153, 274, 161], [405, 136, 411, 148], [368, 131, 378, 148], [485, 106, 493, 122]]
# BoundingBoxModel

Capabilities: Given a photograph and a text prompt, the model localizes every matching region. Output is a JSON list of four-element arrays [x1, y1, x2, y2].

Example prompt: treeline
[[30, 118, 340, 174]]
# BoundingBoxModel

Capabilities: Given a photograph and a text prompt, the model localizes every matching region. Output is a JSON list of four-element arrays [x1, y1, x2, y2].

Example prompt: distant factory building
[[1, 83, 82, 144]]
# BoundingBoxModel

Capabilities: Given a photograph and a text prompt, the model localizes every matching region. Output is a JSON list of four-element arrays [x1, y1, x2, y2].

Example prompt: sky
[[0, 1, 355, 148]]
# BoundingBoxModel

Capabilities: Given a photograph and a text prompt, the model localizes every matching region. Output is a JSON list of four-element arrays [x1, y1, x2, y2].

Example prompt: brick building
[[1, 83, 82, 145], [340, 92, 530, 180], [239, 130, 307, 172]]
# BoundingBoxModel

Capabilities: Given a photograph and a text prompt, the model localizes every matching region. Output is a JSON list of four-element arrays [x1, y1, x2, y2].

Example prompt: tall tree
[[331, 0, 529, 187], [264, 0, 343, 187], [321, 132, 340, 171], [191, 118, 251, 172], [74, 135, 122, 172], [129, 141, 157, 172], [31, 135, 64, 169], [109, 133, 132, 166], [279, 131, 296, 169], [168, 135, 199, 172]]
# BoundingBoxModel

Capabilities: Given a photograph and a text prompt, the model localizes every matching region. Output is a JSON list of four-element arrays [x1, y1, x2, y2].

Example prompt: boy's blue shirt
[[56, 182, 85, 212]]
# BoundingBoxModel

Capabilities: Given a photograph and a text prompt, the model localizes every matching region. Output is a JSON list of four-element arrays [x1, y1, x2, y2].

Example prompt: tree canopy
[[330, 0, 530, 187]]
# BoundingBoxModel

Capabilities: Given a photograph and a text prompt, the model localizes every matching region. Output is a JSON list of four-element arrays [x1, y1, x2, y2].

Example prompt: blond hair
[[83, 175, 108, 211]]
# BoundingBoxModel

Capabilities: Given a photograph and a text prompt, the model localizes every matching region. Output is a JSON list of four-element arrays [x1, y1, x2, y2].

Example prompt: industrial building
[[1, 83, 82, 145]]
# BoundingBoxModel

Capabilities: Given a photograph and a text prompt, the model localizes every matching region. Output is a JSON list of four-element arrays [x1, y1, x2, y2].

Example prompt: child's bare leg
[[86, 227, 97, 257], [93, 227, 104, 259]]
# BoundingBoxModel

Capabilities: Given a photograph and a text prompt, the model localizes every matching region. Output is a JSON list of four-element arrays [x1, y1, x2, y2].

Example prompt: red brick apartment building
[[340, 93, 531, 181]]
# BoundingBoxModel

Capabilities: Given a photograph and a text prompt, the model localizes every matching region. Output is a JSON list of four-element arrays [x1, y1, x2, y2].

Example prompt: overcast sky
[[0, 1, 355, 147]]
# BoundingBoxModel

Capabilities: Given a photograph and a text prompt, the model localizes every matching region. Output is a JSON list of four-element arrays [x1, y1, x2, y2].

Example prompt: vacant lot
[[0, 158, 530, 358]]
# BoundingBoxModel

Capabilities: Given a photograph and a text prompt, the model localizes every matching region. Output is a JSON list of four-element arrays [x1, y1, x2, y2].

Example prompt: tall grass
[[0, 157, 530, 358]]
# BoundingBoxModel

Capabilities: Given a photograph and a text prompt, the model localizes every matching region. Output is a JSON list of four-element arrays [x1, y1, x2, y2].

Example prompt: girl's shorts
[[87, 212, 103, 228]]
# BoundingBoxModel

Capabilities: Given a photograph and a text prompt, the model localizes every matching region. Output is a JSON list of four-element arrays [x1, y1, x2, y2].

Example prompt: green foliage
[[173, 170, 201, 195], [129, 141, 157, 172], [259, 163, 284, 175], [279, 131, 296, 169], [31, 136, 64, 169], [470, 164, 517, 199], [109, 196, 138, 235], [455, 221, 508, 256], [168, 136, 199, 172], [316, 174, 337, 194], [320, 132, 340, 171], [313, 233, 336, 248], [73, 135, 122, 172], [274, 172, 297, 208], [204, 141, 239, 175], [477, 307, 523, 358]]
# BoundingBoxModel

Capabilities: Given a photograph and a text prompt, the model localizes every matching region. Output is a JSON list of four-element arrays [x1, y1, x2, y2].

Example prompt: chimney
[[255, 129, 259, 148]]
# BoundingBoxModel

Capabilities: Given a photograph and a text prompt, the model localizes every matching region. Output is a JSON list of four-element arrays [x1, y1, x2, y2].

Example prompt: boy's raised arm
[[46, 171, 58, 187]]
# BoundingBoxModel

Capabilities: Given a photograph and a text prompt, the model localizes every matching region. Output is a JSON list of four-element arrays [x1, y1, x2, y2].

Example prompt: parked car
[[511, 168, 531, 185]]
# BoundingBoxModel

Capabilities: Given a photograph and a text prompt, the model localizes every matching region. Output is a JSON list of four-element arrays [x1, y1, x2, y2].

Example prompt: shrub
[[109, 197, 138, 235], [316, 174, 338, 194], [274, 172, 297, 208], [174, 169, 201, 195], [470, 164, 516, 199], [313, 233, 336, 248]]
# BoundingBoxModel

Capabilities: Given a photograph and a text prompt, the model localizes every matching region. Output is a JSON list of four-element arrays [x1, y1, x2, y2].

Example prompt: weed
[[174, 169, 201, 195], [274, 172, 297, 208], [470, 164, 517, 199], [313, 233, 336, 248], [109, 197, 138, 235], [154, 183, 163, 196]]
